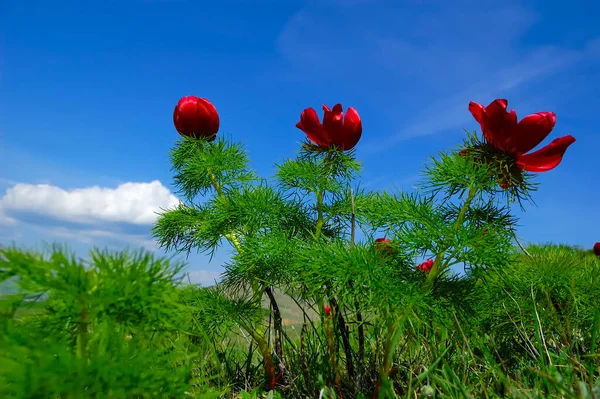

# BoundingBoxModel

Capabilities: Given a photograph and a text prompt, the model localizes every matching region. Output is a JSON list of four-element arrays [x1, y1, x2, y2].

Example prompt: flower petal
[[512, 112, 556, 154], [468, 101, 485, 124], [173, 96, 199, 134], [322, 104, 344, 133], [296, 107, 329, 147], [488, 99, 508, 112], [340, 107, 362, 150], [481, 99, 519, 153], [196, 97, 220, 136], [516, 135, 576, 172], [322, 104, 346, 148]]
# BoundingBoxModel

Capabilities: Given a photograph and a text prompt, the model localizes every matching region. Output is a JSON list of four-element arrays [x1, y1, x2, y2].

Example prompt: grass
[[0, 243, 599, 398]]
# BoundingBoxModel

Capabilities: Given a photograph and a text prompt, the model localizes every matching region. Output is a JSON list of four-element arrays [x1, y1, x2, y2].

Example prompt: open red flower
[[417, 259, 434, 273], [468, 99, 575, 173], [173, 96, 220, 140], [296, 104, 362, 151], [594, 242, 600, 257], [324, 304, 332, 317]]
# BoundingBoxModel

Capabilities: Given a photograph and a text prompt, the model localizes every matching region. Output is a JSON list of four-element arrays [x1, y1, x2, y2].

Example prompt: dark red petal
[[196, 97, 220, 136], [487, 99, 508, 111], [593, 242, 600, 256], [512, 112, 556, 154], [339, 107, 362, 150], [481, 99, 519, 153], [174, 96, 200, 135], [468, 101, 485, 124], [173, 105, 184, 132], [331, 104, 343, 118], [296, 107, 329, 147], [515, 135, 576, 172], [322, 104, 344, 132], [321, 104, 333, 127], [322, 104, 346, 149]]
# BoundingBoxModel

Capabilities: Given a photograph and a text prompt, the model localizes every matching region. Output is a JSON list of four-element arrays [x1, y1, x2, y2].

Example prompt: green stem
[[315, 189, 325, 240], [424, 185, 478, 289], [208, 168, 277, 386], [350, 188, 356, 250], [372, 305, 411, 399], [246, 326, 278, 389], [77, 300, 89, 361], [209, 170, 243, 252], [324, 311, 342, 397], [314, 151, 335, 240]]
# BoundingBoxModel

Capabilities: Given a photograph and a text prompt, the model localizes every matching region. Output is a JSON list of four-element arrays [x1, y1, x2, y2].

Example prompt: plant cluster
[[1, 95, 598, 398]]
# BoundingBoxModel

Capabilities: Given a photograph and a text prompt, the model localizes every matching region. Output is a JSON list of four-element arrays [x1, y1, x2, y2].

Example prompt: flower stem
[[315, 189, 325, 240], [324, 310, 342, 397], [77, 302, 89, 361], [208, 168, 279, 387], [314, 151, 335, 240], [372, 305, 411, 399], [350, 188, 365, 387], [209, 170, 243, 252], [246, 326, 278, 389], [425, 185, 478, 288]]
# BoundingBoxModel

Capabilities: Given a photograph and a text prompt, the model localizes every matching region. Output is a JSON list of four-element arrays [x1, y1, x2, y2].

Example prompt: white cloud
[[185, 270, 222, 286], [0, 180, 180, 225]]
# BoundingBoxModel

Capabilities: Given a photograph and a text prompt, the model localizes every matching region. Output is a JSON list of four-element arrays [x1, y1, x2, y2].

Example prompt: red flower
[[173, 96, 220, 139], [375, 237, 390, 247], [469, 99, 575, 173], [296, 104, 362, 151], [594, 242, 600, 257], [417, 259, 434, 273], [324, 304, 332, 317], [374, 237, 394, 256]]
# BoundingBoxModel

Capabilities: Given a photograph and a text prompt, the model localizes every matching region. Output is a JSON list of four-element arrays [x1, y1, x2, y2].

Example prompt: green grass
[[1, 244, 599, 398]]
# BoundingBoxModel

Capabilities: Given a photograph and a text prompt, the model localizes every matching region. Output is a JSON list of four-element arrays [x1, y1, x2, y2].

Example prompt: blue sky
[[1, 0, 598, 285]]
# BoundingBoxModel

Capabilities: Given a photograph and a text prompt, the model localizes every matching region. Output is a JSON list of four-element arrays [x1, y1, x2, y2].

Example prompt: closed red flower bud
[[296, 104, 362, 151], [468, 99, 575, 180], [417, 259, 434, 273], [324, 304, 332, 317], [374, 237, 393, 255], [594, 242, 600, 257], [173, 96, 220, 140]]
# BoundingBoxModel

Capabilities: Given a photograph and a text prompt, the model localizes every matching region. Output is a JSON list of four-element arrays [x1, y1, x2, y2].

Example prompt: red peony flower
[[468, 99, 575, 173], [594, 242, 600, 257], [417, 259, 434, 273], [173, 96, 220, 139], [296, 104, 362, 151], [324, 304, 332, 317]]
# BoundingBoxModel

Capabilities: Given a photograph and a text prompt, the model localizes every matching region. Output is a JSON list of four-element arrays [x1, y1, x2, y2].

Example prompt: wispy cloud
[[0, 210, 16, 227], [275, 2, 600, 152], [37, 226, 159, 252], [366, 45, 585, 150]]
